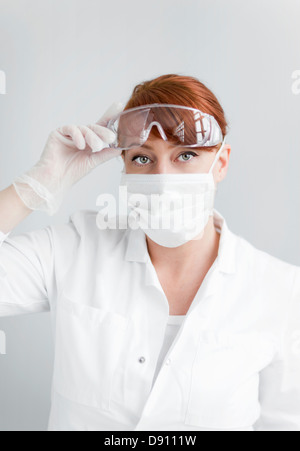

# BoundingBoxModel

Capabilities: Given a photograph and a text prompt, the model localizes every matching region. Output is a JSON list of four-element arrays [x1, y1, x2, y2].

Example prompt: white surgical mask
[[119, 137, 226, 248]]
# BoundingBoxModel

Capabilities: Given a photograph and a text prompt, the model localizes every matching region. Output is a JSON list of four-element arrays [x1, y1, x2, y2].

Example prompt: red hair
[[122, 73, 229, 154]]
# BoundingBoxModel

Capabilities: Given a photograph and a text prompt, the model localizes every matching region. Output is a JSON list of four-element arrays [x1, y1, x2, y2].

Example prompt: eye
[[131, 151, 199, 167], [131, 155, 151, 166], [178, 151, 198, 162]]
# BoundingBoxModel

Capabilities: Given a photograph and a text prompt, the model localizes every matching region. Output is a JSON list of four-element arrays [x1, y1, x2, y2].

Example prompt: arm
[[0, 185, 32, 234], [253, 267, 300, 431], [0, 103, 123, 317], [0, 187, 53, 318]]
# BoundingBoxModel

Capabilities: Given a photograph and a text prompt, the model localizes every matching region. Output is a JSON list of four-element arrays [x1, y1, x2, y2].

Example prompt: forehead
[[125, 139, 177, 154]]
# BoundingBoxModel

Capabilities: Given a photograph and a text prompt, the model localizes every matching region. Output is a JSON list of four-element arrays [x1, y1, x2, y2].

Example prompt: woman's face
[[121, 136, 231, 182]]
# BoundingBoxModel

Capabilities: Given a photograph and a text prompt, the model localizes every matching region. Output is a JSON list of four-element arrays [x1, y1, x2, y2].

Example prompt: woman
[[0, 74, 299, 431]]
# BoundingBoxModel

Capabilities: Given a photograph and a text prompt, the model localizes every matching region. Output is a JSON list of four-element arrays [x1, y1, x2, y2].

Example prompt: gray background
[[0, 0, 299, 431]]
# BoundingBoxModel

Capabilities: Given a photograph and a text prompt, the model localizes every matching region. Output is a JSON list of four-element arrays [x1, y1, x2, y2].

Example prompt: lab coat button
[[138, 356, 146, 364], [165, 358, 171, 365]]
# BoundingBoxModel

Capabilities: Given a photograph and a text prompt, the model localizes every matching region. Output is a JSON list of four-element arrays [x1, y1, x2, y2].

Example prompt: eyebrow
[[141, 144, 153, 150], [128, 142, 186, 153]]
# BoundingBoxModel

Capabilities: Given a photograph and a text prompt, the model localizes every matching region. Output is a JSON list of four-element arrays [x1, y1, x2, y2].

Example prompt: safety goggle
[[106, 103, 223, 151]]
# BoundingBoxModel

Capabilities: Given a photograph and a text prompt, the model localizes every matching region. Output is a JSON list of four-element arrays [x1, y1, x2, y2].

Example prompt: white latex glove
[[12, 102, 124, 216]]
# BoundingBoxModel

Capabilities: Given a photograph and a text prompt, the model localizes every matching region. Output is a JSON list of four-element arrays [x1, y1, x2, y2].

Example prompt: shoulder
[[47, 209, 128, 251], [232, 229, 300, 293], [67, 209, 129, 247], [46, 210, 131, 271]]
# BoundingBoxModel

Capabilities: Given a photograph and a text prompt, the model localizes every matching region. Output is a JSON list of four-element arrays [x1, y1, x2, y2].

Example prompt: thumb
[[89, 146, 122, 168]]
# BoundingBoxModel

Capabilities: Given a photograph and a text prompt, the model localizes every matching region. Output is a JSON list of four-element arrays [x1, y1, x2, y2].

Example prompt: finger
[[96, 101, 124, 127], [86, 124, 117, 145], [57, 124, 86, 150], [77, 125, 105, 152]]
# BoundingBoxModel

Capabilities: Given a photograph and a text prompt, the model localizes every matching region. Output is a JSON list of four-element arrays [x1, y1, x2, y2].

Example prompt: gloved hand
[[12, 102, 124, 216]]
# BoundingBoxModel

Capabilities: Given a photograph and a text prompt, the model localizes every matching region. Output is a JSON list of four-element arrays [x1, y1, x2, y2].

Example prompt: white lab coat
[[0, 209, 299, 431]]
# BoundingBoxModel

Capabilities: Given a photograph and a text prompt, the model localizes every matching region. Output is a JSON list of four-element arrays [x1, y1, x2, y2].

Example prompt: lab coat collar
[[124, 209, 237, 275]]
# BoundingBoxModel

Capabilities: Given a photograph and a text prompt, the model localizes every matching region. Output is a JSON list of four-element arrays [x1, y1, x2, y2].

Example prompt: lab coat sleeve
[[0, 226, 54, 317], [254, 267, 300, 431]]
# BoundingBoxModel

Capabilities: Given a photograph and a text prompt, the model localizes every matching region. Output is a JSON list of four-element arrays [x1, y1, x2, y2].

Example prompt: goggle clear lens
[[106, 104, 223, 150]]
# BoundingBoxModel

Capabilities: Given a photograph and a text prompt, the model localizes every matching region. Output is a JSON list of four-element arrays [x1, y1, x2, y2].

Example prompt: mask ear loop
[[208, 135, 227, 174]]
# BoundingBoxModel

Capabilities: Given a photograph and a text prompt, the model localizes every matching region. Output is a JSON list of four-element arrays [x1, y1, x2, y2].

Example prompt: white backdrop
[[0, 0, 300, 431]]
